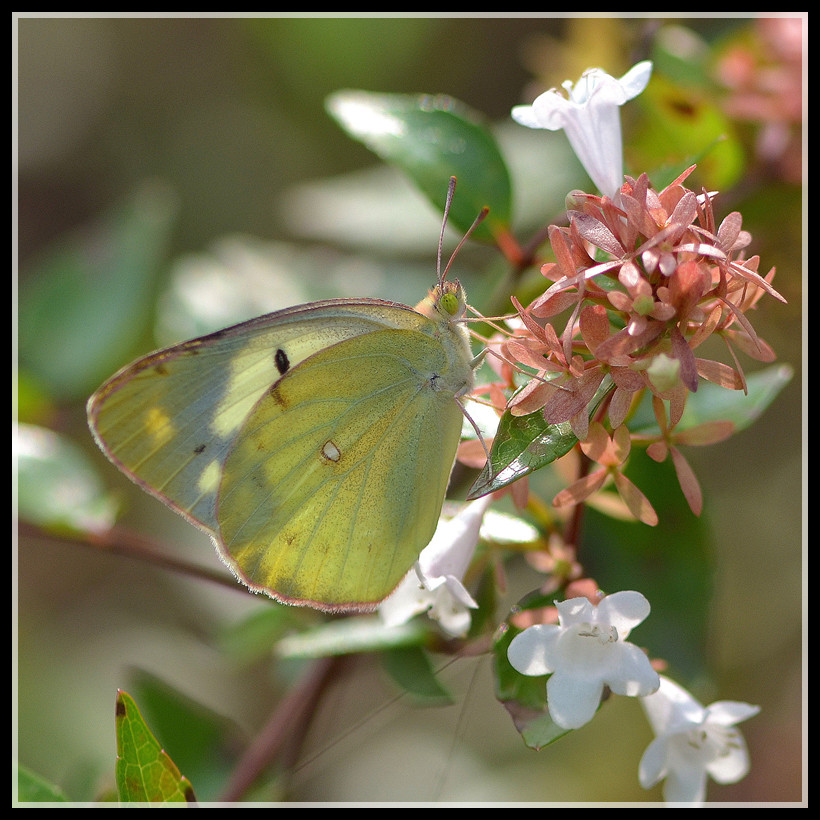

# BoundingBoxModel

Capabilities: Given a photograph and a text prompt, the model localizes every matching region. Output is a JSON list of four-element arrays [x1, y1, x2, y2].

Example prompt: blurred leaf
[[275, 615, 429, 659], [649, 24, 715, 88], [14, 370, 57, 427], [280, 166, 457, 254], [219, 604, 307, 664], [247, 17, 435, 102], [631, 73, 745, 192], [15, 763, 70, 803], [380, 646, 454, 704], [583, 454, 713, 679], [129, 671, 243, 803], [494, 121, 588, 234], [326, 90, 512, 241], [467, 411, 577, 500], [492, 614, 571, 750], [630, 364, 794, 436], [115, 690, 197, 805], [15, 422, 118, 535], [18, 181, 177, 401]]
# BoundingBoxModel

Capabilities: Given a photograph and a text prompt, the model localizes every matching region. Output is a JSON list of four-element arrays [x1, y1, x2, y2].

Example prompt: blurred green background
[[15, 15, 804, 804]]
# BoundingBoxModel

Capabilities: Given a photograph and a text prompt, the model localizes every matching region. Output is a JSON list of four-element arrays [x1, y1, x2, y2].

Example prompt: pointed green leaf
[[128, 671, 245, 803], [115, 690, 196, 805], [326, 90, 511, 241], [467, 410, 578, 499]]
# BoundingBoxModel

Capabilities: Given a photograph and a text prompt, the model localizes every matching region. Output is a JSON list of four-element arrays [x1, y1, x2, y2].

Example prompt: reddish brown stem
[[218, 655, 346, 802]]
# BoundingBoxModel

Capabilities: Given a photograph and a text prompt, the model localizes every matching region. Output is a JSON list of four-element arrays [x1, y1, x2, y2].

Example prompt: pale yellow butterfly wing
[[219, 327, 466, 609], [87, 292, 475, 611]]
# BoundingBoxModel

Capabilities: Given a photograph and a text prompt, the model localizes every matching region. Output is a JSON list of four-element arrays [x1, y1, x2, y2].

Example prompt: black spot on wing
[[275, 348, 290, 375]]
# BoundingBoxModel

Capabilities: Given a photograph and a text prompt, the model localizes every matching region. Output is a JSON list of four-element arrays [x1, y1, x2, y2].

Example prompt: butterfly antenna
[[436, 176, 458, 285], [437, 176, 489, 287]]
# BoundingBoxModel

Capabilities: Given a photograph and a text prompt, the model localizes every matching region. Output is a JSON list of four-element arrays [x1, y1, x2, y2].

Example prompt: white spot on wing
[[321, 440, 341, 463]]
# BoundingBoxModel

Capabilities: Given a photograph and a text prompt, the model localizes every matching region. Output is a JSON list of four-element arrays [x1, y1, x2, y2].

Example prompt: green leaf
[[631, 73, 745, 192], [15, 423, 119, 535], [18, 182, 177, 401], [128, 672, 244, 803], [275, 615, 429, 659], [219, 604, 306, 663], [467, 410, 578, 499], [470, 364, 792, 500], [115, 690, 197, 805], [492, 614, 571, 750], [326, 90, 512, 241], [515, 708, 573, 751], [630, 364, 794, 436], [583, 454, 713, 679], [380, 646, 454, 704], [15, 763, 70, 803]]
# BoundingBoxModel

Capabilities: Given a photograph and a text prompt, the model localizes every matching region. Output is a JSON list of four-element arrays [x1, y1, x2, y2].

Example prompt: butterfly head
[[417, 176, 485, 325], [417, 279, 467, 323]]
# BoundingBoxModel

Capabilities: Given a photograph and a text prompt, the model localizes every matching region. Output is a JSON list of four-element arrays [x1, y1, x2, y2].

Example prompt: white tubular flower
[[511, 61, 653, 198], [379, 497, 491, 638], [639, 675, 760, 805], [507, 590, 659, 729]]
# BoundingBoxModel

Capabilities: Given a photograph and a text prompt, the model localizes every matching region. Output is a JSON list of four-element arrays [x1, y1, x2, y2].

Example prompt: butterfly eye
[[440, 291, 460, 316]]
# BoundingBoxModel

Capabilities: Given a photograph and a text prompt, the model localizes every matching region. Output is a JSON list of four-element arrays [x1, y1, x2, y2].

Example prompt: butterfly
[[87, 178, 486, 613]]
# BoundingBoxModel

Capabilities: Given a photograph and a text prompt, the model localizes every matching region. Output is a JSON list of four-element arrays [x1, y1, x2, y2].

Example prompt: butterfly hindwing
[[217, 327, 466, 610]]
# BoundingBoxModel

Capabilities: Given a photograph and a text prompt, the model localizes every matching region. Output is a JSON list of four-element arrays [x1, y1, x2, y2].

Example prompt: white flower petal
[[547, 670, 604, 729], [596, 589, 651, 636], [429, 592, 474, 638], [507, 623, 560, 676], [615, 60, 654, 100], [510, 61, 653, 198], [441, 575, 479, 610], [378, 570, 430, 627], [639, 735, 671, 789], [706, 737, 751, 784], [704, 700, 761, 727], [555, 596, 594, 625], [510, 103, 551, 129], [605, 642, 660, 697], [418, 496, 491, 581], [642, 675, 706, 734], [662, 761, 709, 805], [381, 497, 489, 635], [509, 590, 657, 729], [639, 676, 759, 804]]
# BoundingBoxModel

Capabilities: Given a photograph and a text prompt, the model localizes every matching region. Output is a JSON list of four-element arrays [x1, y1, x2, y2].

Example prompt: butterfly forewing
[[87, 300, 425, 532]]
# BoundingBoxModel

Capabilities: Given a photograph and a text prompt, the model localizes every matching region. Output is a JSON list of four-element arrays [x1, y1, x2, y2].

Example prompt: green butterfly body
[[88, 287, 476, 612]]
